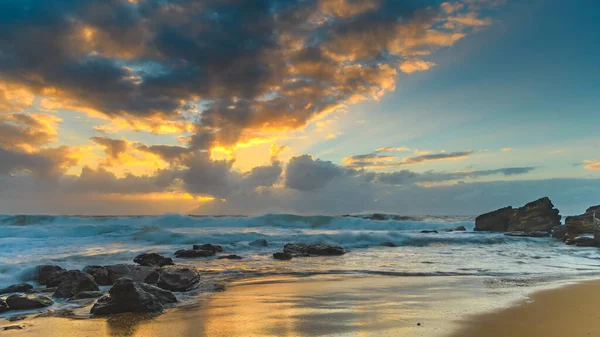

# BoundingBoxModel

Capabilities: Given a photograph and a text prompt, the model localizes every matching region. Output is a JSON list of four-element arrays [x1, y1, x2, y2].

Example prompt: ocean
[[1, 213, 599, 313]]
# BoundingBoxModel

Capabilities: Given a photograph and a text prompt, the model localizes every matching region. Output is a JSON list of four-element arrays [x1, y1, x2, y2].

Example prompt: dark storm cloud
[[0, 0, 488, 148], [136, 144, 192, 163], [284, 155, 344, 191], [0, 146, 76, 177], [67, 166, 176, 194]]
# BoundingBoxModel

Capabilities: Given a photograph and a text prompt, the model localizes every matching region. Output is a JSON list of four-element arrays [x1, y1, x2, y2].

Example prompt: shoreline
[[3, 274, 594, 336]]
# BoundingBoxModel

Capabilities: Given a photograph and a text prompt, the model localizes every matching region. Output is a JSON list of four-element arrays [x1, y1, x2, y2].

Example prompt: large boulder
[[566, 205, 600, 235], [34, 265, 65, 286], [133, 253, 174, 267], [90, 278, 163, 315], [156, 266, 200, 292], [573, 236, 598, 247], [273, 252, 293, 260], [137, 283, 177, 304], [0, 284, 33, 295], [53, 270, 99, 298], [174, 249, 214, 258], [70, 291, 105, 300], [5, 294, 53, 310], [192, 244, 223, 253], [283, 244, 346, 256], [594, 213, 600, 245], [552, 225, 568, 239], [475, 197, 560, 232], [83, 266, 112, 286], [0, 299, 9, 313], [104, 264, 159, 284]]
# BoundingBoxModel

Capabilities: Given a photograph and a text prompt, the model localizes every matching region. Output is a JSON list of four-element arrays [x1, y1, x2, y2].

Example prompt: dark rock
[[381, 242, 397, 247], [157, 266, 200, 292], [420, 230, 438, 234], [566, 205, 600, 236], [504, 231, 529, 237], [175, 249, 215, 258], [0, 299, 9, 313], [283, 244, 346, 256], [35, 309, 75, 318], [44, 271, 71, 288], [573, 236, 598, 247], [134, 253, 174, 267], [70, 291, 105, 300], [0, 284, 33, 295], [104, 264, 159, 284], [367, 213, 387, 221], [2, 325, 23, 331], [528, 231, 550, 237], [53, 270, 99, 298], [504, 231, 549, 238], [273, 252, 293, 260], [217, 255, 243, 260], [137, 283, 177, 304], [35, 265, 65, 286], [552, 225, 568, 239], [594, 213, 600, 245], [8, 315, 26, 322], [192, 244, 223, 253], [83, 266, 112, 286], [5, 294, 53, 310], [475, 197, 560, 232], [90, 278, 163, 315], [454, 226, 467, 231], [249, 239, 269, 247]]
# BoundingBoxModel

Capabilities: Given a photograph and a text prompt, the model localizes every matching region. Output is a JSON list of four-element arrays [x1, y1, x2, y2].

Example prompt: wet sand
[[1, 275, 592, 337]]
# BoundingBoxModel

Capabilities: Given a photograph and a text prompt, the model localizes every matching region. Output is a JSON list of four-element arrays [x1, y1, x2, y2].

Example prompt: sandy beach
[[4, 274, 592, 337]]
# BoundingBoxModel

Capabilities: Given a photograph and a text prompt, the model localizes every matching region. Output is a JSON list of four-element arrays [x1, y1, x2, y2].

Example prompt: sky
[[0, 0, 599, 216]]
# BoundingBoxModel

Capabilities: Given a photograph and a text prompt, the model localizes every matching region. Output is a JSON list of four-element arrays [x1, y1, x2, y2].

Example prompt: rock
[[283, 244, 346, 256], [104, 264, 159, 284], [573, 236, 598, 247], [594, 214, 600, 245], [52, 270, 99, 298], [454, 226, 467, 231], [70, 291, 105, 300], [192, 244, 223, 253], [420, 230, 438, 234], [528, 231, 550, 237], [552, 225, 568, 239], [217, 255, 243, 260], [504, 231, 549, 238], [34, 265, 65, 286], [44, 271, 71, 288], [137, 283, 177, 304], [157, 266, 200, 292], [381, 242, 397, 247], [273, 252, 293, 260], [83, 266, 112, 286], [0, 284, 33, 295], [566, 205, 600, 235], [367, 213, 387, 221], [5, 294, 53, 310], [504, 231, 529, 237], [0, 299, 9, 313], [8, 315, 26, 322], [475, 197, 560, 232], [35, 309, 75, 318], [133, 253, 174, 267], [175, 249, 215, 258], [249, 239, 269, 247], [90, 278, 163, 315], [2, 325, 23, 331]]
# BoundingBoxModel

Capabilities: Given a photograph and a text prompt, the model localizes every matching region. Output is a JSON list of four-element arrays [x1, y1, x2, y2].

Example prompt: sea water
[[1, 214, 599, 312]]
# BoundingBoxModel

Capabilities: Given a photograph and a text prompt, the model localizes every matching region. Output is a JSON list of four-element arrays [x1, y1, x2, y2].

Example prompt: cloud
[[0, 146, 78, 177], [583, 160, 600, 170], [0, 113, 62, 151], [501, 147, 512, 152], [285, 155, 343, 191], [344, 150, 474, 168], [399, 59, 436, 73], [90, 136, 128, 160], [373, 167, 536, 185], [376, 147, 410, 152]]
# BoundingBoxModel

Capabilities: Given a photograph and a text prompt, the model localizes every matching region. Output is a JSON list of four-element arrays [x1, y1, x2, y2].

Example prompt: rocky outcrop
[[283, 244, 346, 256], [0, 284, 33, 295], [156, 266, 200, 292], [90, 278, 164, 315], [594, 213, 600, 245], [475, 197, 560, 232], [552, 226, 568, 239], [0, 299, 9, 313], [573, 236, 598, 247], [34, 265, 65, 286], [565, 205, 600, 235], [83, 266, 112, 286], [53, 270, 99, 298], [174, 249, 215, 258], [273, 252, 293, 260], [104, 264, 160, 284], [5, 294, 53, 310], [134, 253, 174, 267], [249, 239, 268, 247]]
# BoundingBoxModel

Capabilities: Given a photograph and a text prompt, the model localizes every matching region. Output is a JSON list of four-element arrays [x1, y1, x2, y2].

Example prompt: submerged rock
[[504, 231, 549, 238], [273, 252, 293, 260], [381, 242, 397, 247], [420, 230, 438, 234], [134, 253, 174, 267], [217, 255, 243, 260], [5, 294, 53, 310], [83, 266, 112, 286], [156, 266, 200, 292], [53, 270, 99, 298], [105, 264, 159, 284], [573, 236, 598, 247], [90, 278, 163, 315], [566, 205, 600, 235], [475, 197, 560, 232], [0, 284, 33, 295], [192, 244, 223, 253], [34, 265, 65, 286], [453, 226, 467, 231], [175, 249, 215, 258], [283, 244, 346, 256], [249, 239, 269, 247]]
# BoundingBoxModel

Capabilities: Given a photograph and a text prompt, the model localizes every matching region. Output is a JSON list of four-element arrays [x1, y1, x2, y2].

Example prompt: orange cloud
[[399, 59, 436, 74], [584, 160, 600, 170]]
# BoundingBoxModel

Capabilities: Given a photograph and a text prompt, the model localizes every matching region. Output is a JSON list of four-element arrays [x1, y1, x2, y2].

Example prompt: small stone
[[6, 294, 53, 310], [2, 325, 23, 331]]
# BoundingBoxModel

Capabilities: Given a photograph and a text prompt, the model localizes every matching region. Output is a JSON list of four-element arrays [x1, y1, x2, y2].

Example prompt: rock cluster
[[475, 197, 561, 232], [565, 205, 600, 236], [283, 244, 346, 256]]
